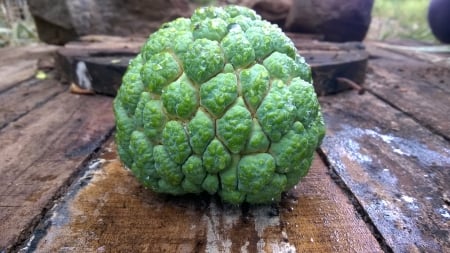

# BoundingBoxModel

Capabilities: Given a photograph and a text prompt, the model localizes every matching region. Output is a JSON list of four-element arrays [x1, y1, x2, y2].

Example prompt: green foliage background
[[368, 0, 435, 42], [0, 1, 37, 47]]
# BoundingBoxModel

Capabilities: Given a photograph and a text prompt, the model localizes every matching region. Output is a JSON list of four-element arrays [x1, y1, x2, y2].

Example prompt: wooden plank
[[319, 90, 450, 253], [21, 141, 382, 253], [64, 35, 145, 52], [369, 42, 450, 68], [0, 44, 58, 92], [0, 44, 59, 63], [0, 78, 66, 129], [0, 44, 58, 93], [0, 92, 115, 252], [366, 43, 450, 95], [0, 60, 37, 92], [281, 159, 384, 253], [364, 50, 450, 140]]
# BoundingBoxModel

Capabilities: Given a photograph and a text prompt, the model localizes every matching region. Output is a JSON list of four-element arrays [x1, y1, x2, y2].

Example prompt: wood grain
[[0, 44, 58, 92], [0, 92, 114, 252], [365, 45, 450, 140], [0, 78, 66, 129], [281, 158, 384, 253], [0, 44, 58, 64], [368, 42, 450, 69], [319, 90, 450, 253], [0, 60, 37, 92], [24, 140, 382, 253]]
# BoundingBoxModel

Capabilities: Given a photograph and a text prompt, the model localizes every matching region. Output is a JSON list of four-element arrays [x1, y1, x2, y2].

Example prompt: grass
[[368, 0, 436, 42]]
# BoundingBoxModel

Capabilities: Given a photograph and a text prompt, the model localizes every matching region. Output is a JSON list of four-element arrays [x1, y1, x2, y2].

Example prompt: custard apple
[[113, 5, 325, 204]]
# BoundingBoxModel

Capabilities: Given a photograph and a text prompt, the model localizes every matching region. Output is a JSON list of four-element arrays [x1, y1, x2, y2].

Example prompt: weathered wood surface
[[0, 91, 115, 252], [319, 90, 450, 252], [55, 35, 368, 96], [0, 77, 66, 129], [0, 44, 58, 93], [368, 42, 450, 68], [0, 60, 37, 93], [365, 44, 450, 141], [0, 44, 58, 63], [1, 41, 449, 253], [20, 141, 382, 253]]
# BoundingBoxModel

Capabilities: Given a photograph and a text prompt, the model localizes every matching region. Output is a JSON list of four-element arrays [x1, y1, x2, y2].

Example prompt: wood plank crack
[[319, 90, 450, 252], [0, 91, 115, 252]]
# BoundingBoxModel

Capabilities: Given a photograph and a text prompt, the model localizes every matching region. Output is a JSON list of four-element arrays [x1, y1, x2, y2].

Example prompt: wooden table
[[0, 41, 449, 253]]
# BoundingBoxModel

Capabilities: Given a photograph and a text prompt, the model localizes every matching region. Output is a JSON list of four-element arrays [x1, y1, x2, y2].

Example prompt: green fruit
[[113, 5, 325, 204]]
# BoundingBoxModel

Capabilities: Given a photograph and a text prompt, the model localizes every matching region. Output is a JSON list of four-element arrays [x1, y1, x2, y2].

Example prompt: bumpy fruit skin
[[113, 5, 325, 204]]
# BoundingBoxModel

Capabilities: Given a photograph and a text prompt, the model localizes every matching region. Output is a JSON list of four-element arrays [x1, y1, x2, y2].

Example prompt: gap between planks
[[365, 43, 450, 141], [319, 90, 450, 253], [0, 77, 66, 130], [0, 91, 115, 252]]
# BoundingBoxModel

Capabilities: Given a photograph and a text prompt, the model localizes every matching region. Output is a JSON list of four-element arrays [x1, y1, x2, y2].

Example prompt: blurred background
[[0, 0, 36, 47], [0, 0, 441, 47], [367, 0, 435, 42]]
